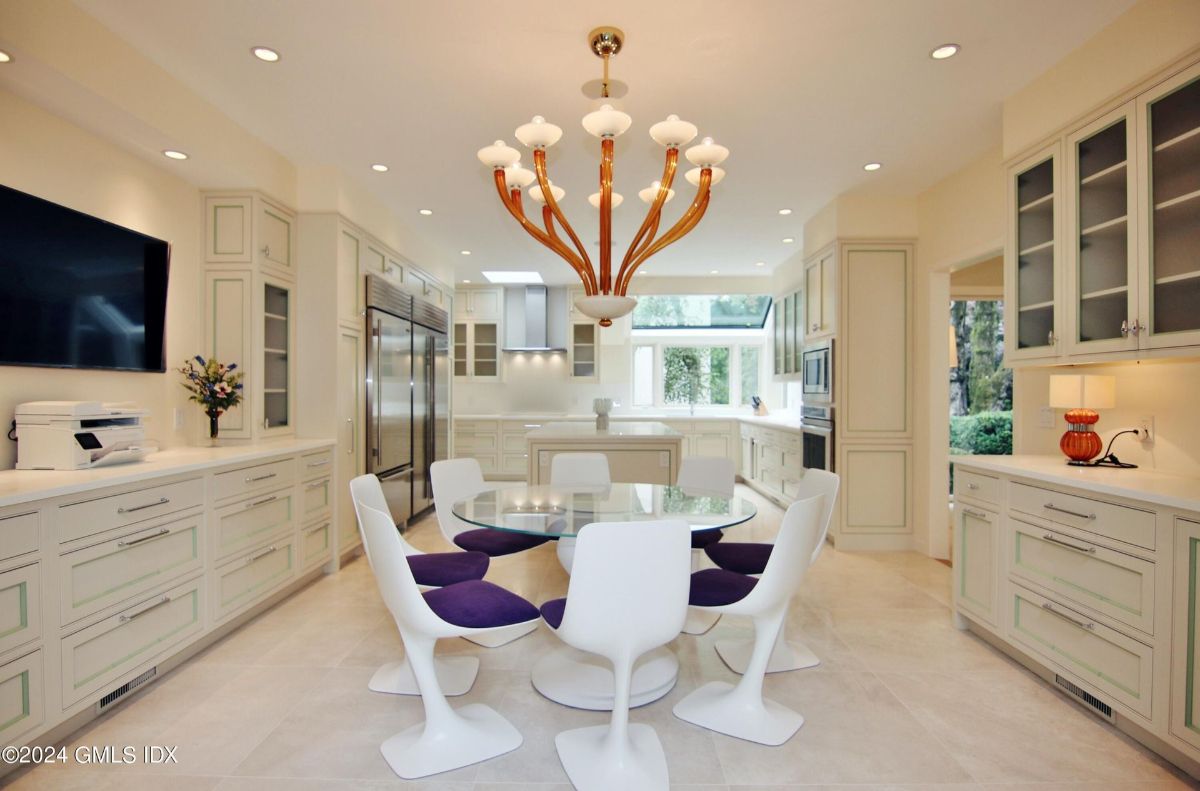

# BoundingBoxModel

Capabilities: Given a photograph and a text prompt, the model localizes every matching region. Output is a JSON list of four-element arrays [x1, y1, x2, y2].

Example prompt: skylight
[[632, 295, 773, 330], [481, 271, 544, 284]]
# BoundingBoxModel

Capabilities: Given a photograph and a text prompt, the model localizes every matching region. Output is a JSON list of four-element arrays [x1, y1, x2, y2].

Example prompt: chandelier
[[476, 26, 729, 326]]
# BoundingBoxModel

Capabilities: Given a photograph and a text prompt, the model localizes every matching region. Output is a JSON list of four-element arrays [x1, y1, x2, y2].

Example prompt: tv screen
[[0, 184, 170, 372]]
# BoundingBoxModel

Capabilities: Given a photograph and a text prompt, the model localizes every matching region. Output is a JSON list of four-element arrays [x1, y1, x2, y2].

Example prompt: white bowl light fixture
[[476, 26, 727, 326]]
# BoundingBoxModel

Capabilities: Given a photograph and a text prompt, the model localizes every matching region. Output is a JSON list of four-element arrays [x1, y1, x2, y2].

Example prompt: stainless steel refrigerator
[[365, 275, 450, 528]]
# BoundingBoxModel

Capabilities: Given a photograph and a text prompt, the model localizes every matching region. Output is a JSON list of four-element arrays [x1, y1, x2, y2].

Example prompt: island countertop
[[525, 421, 682, 439]]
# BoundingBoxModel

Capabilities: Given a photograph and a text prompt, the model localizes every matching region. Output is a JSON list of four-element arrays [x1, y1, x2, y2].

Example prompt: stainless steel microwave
[[801, 340, 833, 402]]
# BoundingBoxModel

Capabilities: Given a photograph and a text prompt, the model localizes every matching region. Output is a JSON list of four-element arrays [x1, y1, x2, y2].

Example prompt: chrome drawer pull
[[118, 527, 171, 548], [523, 424, 542, 429], [245, 545, 279, 565], [119, 595, 171, 623], [1043, 503, 1096, 520], [245, 495, 278, 510], [962, 508, 989, 519], [965, 482, 980, 490], [305, 522, 330, 535], [117, 497, 169, 514], [245, 472, 278, 483], [306, 459, 331, 468], [1040, 602, 1094, 631], [305, 480, 328, 490], [1042, 533, 1096, 554]]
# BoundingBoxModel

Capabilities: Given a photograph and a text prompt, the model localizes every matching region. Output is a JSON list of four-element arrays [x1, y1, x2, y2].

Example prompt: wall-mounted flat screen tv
[[0, 184, 170, 372]]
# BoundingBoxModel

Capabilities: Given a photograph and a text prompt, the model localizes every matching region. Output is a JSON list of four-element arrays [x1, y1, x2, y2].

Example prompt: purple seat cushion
[[423, 580, 539, 629], [705, 541, 772, 575], [540, 597, 567, 630], [689, 568, 758, 607], [453, 529, 550, 557], [407, 551, 489, 587], [690, 528, 724, 550]]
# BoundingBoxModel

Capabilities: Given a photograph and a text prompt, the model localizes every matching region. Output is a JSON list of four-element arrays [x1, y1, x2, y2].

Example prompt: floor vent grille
[[97, 667, 157, 712], [1055, 673, 1114, 722]]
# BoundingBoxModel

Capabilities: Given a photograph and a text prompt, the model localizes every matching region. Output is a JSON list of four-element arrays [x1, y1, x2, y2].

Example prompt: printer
[[15, 401, 155, 470]]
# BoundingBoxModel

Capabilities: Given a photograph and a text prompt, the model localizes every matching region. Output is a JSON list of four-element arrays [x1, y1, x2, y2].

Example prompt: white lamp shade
[[503, 164, 536, 189], [528, 181, 565, 204], [685, 137, 729, 167], [1049, 374, 1116, 410], [649, 114, 697, 147], [477, 140, 521, 168], [638, 181, 675, 204], [684, 166, 726, 187], [588, 191, 623, 208], [515, 116, 563, 148], [581, 104, 633, 138]]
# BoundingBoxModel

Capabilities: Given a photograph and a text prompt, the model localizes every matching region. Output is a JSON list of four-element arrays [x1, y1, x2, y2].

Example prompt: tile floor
[[7, 485, 1196, 790]]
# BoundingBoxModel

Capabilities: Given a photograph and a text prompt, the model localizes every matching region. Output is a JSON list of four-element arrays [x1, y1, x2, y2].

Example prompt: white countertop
[[457, 412, 804, 433], [526, 421, 683, 439], [953, 454, 1200, 514], [0, 438, 336, 509]]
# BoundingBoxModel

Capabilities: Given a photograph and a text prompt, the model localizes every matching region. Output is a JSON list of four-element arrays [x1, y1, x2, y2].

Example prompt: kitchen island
[[525, 421, 684, 485]]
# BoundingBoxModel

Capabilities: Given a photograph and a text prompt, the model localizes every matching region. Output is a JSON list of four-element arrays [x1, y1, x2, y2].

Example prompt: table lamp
[[1048, 374, 1116, 465]]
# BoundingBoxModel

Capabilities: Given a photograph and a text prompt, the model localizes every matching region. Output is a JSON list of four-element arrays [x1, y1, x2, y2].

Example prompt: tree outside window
[[663, 346, 730, 406], [739, 346, 760, 406]]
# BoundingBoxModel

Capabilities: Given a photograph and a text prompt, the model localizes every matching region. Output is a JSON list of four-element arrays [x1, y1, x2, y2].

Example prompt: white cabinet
[[453, 419, 501, 476], [337, 226, 362, 328], [204, 194, 296, 279], [1005, 142, 1063, 361], [772, 290, 803, 380], [0, 563, 40, 657], [839, 445, 910, 537], [954, 503, 999, 628], [804, 247, 836, 339], [0, 650, 43, 745], [336, 331, 363, 556], [454, 287, 502, 321], [1172, 517, 1200, 751], [453, 321, 500, 380]]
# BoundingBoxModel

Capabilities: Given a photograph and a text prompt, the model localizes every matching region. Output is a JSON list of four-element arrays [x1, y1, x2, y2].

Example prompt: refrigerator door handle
[[425, 333, 436, 501], [374, 318, 384, 462]]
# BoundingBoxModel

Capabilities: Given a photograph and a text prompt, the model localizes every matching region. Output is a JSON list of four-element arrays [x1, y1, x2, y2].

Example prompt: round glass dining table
[[452, 482, 757, 711]]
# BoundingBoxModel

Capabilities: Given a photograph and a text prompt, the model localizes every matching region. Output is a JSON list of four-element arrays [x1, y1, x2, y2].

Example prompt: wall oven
[[802, 340, 833, 403], [801, 405, 834, 472]]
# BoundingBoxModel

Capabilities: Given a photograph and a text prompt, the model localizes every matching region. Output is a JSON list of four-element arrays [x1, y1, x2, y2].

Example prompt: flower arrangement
[[178, 356, 244, 442]]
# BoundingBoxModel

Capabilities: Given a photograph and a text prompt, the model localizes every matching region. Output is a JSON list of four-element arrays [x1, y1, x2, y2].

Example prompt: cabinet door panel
[[337, 229, 362, 325], [1171, 518, 1200, 749], [337, 331, 363, 554], [206, 271, 251, 436], [1006, 143, 1062, 361], [955, 504, 998, 626], [258, 204, 293, 271]]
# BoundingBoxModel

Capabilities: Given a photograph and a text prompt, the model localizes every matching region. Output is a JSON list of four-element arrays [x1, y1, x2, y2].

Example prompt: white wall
[[0, 89, 203, 468]]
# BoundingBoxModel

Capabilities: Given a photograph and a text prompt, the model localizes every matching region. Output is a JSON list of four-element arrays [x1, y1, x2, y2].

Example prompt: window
[[632, 295, 772, 329], [663, 346, 730, 406], [739, 346, 760, 406], [632, 345, 654, 407]]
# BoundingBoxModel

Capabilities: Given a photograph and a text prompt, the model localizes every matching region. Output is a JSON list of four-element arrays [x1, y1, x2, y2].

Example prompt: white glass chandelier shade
[[638, 181, 676, 204], [503, 164, 536, 189], [648, 114, 698, 147], [477, 140, 521, 168], [588, 191, 624, 208], [581, 104, 633, 138], [685, 166, 725, 186], [515, 116, 564, 148], [574, 294, 637, 322], [528, 181, 566, 204], [685, 137, 729, 167]]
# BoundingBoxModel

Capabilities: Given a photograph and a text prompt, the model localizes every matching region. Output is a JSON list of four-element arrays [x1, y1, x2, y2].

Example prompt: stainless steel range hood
[[502, 285, 568, 353]]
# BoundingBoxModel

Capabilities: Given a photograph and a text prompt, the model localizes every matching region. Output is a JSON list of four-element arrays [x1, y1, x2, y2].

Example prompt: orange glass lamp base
[[1060, 408, 1103, 465]]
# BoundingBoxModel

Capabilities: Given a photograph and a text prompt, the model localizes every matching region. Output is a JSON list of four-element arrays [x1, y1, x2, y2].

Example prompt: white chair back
[[789, 469, 840, 563], [740, 494, 825, 613], [430, 458, 489, 542], [349, 474, 422, 559], [355, 501, 447, 635], [556, 520, 691, 659], [550, 453, 611, 487], [676, 456, 735, 497]]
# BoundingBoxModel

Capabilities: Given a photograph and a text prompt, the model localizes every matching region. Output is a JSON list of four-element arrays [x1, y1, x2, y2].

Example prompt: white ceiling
[[70, 0, 1134, 284]]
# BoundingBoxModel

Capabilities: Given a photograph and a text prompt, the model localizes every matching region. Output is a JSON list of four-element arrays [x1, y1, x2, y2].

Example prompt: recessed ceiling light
[[162, 150, 189, 160], [930, 43, 960, 60], [482, 270, 543, 284], [777, 208, 792, 215], [251, 46, 280, 62], [710, 269, 720, 275], [460, 250, 471, 256], [371, 164, 389, 172], [782, 237, 795, 244], [0, 50, 12, 63], [418, 209, 433, 216], [755, 261, 766, 267], [462, 279, 471, 284], [863, 162, 882, 172]]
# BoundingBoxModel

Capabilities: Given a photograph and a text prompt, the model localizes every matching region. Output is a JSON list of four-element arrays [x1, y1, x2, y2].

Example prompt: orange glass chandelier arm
[[599, 138, 614, 293], [492, 170, 593, 288], [540, 205, 596, 293], [618, 169, 712, 294], [617, 148, 678, 288], [533, 150, 597, 294]]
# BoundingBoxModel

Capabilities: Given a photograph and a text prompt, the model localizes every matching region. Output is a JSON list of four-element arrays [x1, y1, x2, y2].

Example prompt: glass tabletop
[[452, 483, 757, 537]]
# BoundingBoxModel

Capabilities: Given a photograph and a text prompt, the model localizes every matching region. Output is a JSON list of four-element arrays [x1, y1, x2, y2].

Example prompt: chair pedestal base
[[380, 702, 522, 779], [368, 655, 480, 696], [532, 645, 678, 710], [715, 626, 819, 673], [462, 619, 537, 648], [555, 723, 669, 791], [673, 680, 804, 746], [681, 607, 722, 635]]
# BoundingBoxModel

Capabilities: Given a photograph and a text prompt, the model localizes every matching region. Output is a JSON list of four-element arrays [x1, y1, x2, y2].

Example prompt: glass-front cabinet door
[[453, 323, 468, 377], [1006, 143, 1061, 360], [262, 281, 290, 431], [472, 322, 498, 378], [1139, 63, 1200, 349], [1066, 103, 1138, 355]]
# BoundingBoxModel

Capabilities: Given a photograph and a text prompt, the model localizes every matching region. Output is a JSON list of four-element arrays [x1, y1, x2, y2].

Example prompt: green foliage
[[739, 346, 760, 406], [663, 346, 730, 406], [950, 411, 1013, 456], [633, 295, 772, 329]]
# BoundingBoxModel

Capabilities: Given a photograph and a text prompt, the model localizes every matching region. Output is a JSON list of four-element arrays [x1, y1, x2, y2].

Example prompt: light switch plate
[[1039, 406, 1056, 429], [173, 408, 185, 430]]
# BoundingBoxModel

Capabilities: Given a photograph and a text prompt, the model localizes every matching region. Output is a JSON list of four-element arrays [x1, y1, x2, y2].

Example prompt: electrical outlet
[[1039, 406, 1056, 429], [1139, 415, 1155, 443], [172, 408, 184, 430]]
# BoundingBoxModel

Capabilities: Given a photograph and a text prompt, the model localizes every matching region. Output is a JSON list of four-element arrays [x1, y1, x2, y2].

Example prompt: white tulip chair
[[548, 453, 611, 574]]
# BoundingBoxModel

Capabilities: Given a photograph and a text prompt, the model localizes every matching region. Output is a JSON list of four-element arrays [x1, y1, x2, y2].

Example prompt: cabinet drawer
[[1009, 518, 1155, 635], [1009, 481, 1155, 551], [456, 433, 498, 453], [500, 452, 528, 476], [473, 454, 498, 475], [0, 511, 38, 564], [1009, 583, 1152, 719], [300, 477, 332, 520], [0, 649, 43, 745], [502, 433, 530, 454], [60, 514, 203, 626], [212, 537, 297, 624], [502, 420, 546, 433], [61, 575, 204, 707], [298, 448, 334, 480], [455, 420, 498, 434], [0, 563, 41, 657], [212, 458, 295, 502], [300, 519, 333, 571], [57, 478, 203, 545], [957, 469, 1000, 505], [212, 488, 293, 563]]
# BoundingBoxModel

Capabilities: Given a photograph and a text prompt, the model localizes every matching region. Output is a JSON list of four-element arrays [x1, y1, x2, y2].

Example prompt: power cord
[[1089, 428, 1141, 468], [6, 420, 15, 442]]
